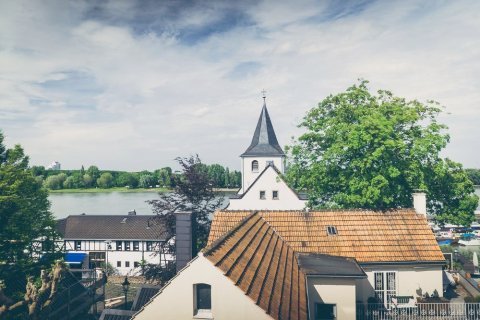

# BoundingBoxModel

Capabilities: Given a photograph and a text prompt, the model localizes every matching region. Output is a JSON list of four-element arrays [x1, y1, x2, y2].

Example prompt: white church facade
[[227, 100, 307, 210]]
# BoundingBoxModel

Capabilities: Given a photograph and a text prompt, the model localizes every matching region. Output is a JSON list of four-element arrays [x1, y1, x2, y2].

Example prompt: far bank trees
[[286, 81, 478, 226]]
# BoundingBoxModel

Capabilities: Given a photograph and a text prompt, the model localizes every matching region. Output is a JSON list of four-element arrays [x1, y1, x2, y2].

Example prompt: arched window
[[194, 283, 212, 317], [251, 160, 259, 172]]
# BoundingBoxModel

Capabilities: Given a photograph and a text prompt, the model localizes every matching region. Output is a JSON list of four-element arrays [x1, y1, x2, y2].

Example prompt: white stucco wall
[[240, 156, 284, 193], [134, 253, 272, 320], [307, 277, 357, 320], [228, 166, 307, 210], [64, 240, 169, 275], [356, 264, 444, 303]]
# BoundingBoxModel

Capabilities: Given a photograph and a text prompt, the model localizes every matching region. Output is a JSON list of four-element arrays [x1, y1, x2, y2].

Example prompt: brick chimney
[[413, 191, 427, 216], [175, 212, 193, 272]]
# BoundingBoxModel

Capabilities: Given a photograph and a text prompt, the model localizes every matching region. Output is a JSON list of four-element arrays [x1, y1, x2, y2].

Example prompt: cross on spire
[[261, 89, 266, 103]]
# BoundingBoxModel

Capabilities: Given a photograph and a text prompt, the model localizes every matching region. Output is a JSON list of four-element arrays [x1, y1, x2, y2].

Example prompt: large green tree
[[0, 131, 62, 318], [286, 81, 478, 226], [0, 131, 56, 264]]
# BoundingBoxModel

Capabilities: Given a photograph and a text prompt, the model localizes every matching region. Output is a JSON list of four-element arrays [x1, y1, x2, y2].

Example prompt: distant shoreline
[[48, 187, 239, 194]]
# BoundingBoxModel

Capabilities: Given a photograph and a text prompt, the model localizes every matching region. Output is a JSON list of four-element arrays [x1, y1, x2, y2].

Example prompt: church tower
[[239, 97, 285, 193]]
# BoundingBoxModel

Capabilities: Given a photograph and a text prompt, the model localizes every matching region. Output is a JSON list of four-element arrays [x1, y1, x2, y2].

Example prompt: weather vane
[[261, 89, 266, 103]]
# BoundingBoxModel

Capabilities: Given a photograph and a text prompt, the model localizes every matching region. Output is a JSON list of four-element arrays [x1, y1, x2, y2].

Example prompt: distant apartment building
[[56, 213, 171, 275], [47, 161, 61, 170]]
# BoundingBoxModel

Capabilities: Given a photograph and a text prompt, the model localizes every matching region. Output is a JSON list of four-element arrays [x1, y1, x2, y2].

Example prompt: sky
[[0, 0, 479, 171]]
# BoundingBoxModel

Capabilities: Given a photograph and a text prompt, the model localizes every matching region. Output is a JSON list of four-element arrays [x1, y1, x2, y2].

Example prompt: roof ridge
[[203, 211, 259, 255]]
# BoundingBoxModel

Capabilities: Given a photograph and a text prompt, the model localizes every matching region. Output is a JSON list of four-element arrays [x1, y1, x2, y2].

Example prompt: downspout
[[305, 275, 311, 320]]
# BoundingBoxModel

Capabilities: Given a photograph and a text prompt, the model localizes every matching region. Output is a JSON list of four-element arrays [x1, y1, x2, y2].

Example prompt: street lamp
[[122, 276, 130, 310]]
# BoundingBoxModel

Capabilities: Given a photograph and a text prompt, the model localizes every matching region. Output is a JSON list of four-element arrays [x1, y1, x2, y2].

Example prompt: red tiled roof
[[208, 210, 445, 263], [204, 213, 308, 320]]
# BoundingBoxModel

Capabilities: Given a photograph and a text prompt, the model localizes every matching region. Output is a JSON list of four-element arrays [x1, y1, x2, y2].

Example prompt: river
[[49, 191, 232, 219], [49, 187, 480, 219]]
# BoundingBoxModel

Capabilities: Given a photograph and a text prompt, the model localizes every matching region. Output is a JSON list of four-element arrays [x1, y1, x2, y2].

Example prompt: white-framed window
[[272, 190, 279, 200], [74, 240, 81, 250], [117, 261, 121, 267], [374, 271, 397, 308], [124, 241, 130, 251], [116, 241, 122, 251], [133, 241, 139, 251], [146, 241, 153, 251], [252, 160, 259, 173], [125, 261, 130, 268], [315, 303, 336, 320], [326, 226, 337, 236], [259, 190, 266, 200], [193, 283, 212, 318]]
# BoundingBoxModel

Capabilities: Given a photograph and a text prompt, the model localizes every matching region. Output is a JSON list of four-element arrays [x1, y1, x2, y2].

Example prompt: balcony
[[357, 303, 480, 319]]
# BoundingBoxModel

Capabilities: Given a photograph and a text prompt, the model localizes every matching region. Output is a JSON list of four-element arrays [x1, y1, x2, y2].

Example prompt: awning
[[65, 252, 87, 264]]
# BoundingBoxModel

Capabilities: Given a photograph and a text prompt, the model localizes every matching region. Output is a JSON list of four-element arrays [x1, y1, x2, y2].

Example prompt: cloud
[[0, 0, 479, 171]]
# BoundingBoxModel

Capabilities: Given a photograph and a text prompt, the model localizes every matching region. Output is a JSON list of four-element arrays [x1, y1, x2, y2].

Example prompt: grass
[[49, 187, 171, 193], [48, 187, 239, 194]]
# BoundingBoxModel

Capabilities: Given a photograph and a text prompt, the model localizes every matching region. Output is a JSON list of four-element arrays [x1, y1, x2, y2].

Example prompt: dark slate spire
[[241, 100, 285, 157]]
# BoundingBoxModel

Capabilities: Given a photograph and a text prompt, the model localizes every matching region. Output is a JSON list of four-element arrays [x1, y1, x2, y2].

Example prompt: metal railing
[[357, 303, 480, 319]]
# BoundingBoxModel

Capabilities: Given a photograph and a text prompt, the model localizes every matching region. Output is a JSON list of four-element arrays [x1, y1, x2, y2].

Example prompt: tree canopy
[[0, 131, 61, 318], [145, 155, 223, 284], [286, 81, 478, 226], [0, 131, 56, 265]]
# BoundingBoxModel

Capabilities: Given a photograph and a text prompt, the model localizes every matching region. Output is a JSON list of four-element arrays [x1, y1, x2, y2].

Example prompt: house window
[[124, 241, 130, 251], [194, 283, 212, 317], [125, 261, 130, 268], [117, 261, 121, 267], [116, 241, 122, 251], [134, 261, 140, 268], [133, 241, 139, 251], [146, 241, 153, 251], [74, 241, 81, 251], [374, 271, 397, 308], [259, 191, 266, 200], [272, 190, 279, 200], [315, 303, 336, 320], [251, 160, 259, 173], [326, 226, 337, 236]]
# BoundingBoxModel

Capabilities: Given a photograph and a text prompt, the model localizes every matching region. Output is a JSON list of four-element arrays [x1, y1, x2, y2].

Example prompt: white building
[[57, 214, 171, 275], [227, 100, 307, 210], [47, 161, 61, 170], [134, 204, 444, 320]]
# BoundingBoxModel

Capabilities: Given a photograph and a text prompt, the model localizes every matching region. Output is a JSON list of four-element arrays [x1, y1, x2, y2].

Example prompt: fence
[[357, 303, 480, 319]]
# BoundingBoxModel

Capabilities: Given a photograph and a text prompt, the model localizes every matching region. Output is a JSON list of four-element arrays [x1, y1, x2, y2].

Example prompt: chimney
[[175, 212, 193, 272], [413, 191, 427, 216]]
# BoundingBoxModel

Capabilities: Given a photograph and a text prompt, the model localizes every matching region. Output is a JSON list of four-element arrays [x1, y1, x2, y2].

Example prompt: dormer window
[[252, 160, 259, 173], [326, 226, 337, 236]]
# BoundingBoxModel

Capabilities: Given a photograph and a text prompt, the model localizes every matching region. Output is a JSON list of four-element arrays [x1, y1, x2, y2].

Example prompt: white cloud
[[0, 0, 479, 171]]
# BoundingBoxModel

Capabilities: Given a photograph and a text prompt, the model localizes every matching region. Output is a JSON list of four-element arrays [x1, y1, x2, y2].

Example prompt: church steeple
[[241, 100, 285, 157]]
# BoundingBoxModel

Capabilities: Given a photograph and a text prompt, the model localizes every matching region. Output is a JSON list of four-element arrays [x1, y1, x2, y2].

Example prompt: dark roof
[[241, 103, 285, 157], [131, 285, 161, 311], [297, 253, 366, 278], [204, 212, 308, 320], [99, 309, 135, 320], [56, 215, 168, 240]]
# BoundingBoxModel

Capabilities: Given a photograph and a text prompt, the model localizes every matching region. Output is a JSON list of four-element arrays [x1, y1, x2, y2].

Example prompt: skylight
[[326, 226, 337, 236]]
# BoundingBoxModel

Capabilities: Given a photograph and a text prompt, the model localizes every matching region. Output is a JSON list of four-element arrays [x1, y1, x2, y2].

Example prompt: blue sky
[[0, 0, 479, 171]]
